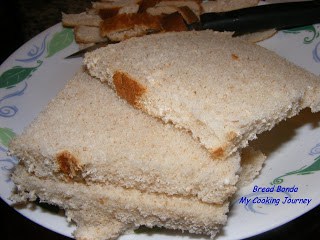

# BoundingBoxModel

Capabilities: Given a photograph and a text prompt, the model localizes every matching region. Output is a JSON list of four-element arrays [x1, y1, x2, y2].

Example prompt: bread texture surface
[[9, 70, 267, 240], [9, 71, 243, 204], [12, 164, 227, 240], [84, 30, 320, 159]]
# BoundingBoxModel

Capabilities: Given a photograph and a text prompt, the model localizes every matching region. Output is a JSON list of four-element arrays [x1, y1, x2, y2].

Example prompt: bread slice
[[92, 0, 142, 10], [12, 164, 227, 239], [84, 30, 320, 160], [201, 0, 259, 13], [62, 12, 102, 27], [11, 145, 265, 240], [9, 70, 243, 204]]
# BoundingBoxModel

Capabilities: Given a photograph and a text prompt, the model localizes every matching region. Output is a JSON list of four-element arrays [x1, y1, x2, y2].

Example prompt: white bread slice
[[201, 0, 259, 13], [12, 164, 228, 239], [9, 70, 242, 204], [84, 30, 320, 160], [62, 12, 102, 27]]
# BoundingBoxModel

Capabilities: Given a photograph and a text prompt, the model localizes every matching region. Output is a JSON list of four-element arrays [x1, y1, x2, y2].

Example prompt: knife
[[65, 1, 320, 59], [191, 0, 320, 35]]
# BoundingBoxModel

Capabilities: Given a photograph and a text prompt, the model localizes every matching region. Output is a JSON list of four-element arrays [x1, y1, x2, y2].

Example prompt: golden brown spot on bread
[[211, 147, 225, 159], [231, 53, 239, 60], [57, 150, 83, 179], [113, 71, 147, 107], [227, 131, 237, 141]]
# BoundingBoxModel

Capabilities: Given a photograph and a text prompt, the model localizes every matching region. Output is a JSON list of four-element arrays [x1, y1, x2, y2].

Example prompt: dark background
[[1, 0, 320, 239]]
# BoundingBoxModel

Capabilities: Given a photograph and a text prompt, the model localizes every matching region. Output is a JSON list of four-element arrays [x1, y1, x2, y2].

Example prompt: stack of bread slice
[[62, 0, 276, 47], [9, 29, 320, 240], [10, 70, 265, 239]]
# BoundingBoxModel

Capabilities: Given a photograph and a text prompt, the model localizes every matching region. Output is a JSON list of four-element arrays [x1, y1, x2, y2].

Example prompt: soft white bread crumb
[[84, 30, 320, 160], [74, 26, 108, 43], [201, 0, 259, 13], [9, 71, 242, 204], [12, 165, 227, 239]]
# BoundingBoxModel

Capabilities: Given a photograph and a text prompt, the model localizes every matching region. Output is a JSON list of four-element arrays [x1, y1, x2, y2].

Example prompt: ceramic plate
[[1, 22, 320, 240]]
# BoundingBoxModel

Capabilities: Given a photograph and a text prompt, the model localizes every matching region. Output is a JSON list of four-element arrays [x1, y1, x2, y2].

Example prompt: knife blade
[[65, 41, 115, 59], [190, 0, 320, 35], [65, 1, 320, 59]]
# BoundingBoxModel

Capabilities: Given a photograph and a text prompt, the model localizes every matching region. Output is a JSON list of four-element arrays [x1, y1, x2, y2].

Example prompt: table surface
[[1, 1, 319, 239]]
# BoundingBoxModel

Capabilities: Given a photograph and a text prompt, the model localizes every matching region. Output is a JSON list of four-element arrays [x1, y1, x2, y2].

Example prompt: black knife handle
[[197, 1, 320, 35]]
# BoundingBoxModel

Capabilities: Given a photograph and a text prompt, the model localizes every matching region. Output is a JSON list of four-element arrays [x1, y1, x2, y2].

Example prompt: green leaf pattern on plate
[[0, 128, 15, 148], [283, 25, 320, 44], [0, 27, 74, 118], [271, 155, 320, 185], [46, 28, 74, 58], [0, 60, 43, 89]]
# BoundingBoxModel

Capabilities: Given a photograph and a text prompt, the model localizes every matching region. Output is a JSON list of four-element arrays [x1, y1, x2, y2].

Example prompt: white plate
[[1, 23, 320, 240]]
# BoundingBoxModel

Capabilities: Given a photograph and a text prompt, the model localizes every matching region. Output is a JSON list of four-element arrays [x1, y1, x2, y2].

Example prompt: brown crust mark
[[231, 53, 239, 60], [99, 8, 120, 19], [211, 132, 237, 159], [113, 71, 147, 107], [57, 150, 83, 179], [177, 6, 199, 24], [211, 147, 225, 159], [100, 13, 162, 37]]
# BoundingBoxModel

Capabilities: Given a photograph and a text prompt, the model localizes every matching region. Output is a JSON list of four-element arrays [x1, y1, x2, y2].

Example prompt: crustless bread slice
[[12, 164, 227, 240], [84, 31, 320, 160], [10, 71, 243, 204], [11, 145, 265, 240]]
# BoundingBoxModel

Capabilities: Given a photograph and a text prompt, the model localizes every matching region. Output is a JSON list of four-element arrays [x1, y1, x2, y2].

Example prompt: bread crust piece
[[100, 13, 163, 41], [84, 31, 320, 160], [9, 71, 242, 204], [12, 165, 227, 240], [74, 26, 108, 44], [62, 12, 102, 27]]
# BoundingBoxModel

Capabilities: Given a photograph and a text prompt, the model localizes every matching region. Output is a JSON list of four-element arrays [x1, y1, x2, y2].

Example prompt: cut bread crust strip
[[84, 31, 320, 160], [62, 0, 266, 44]]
